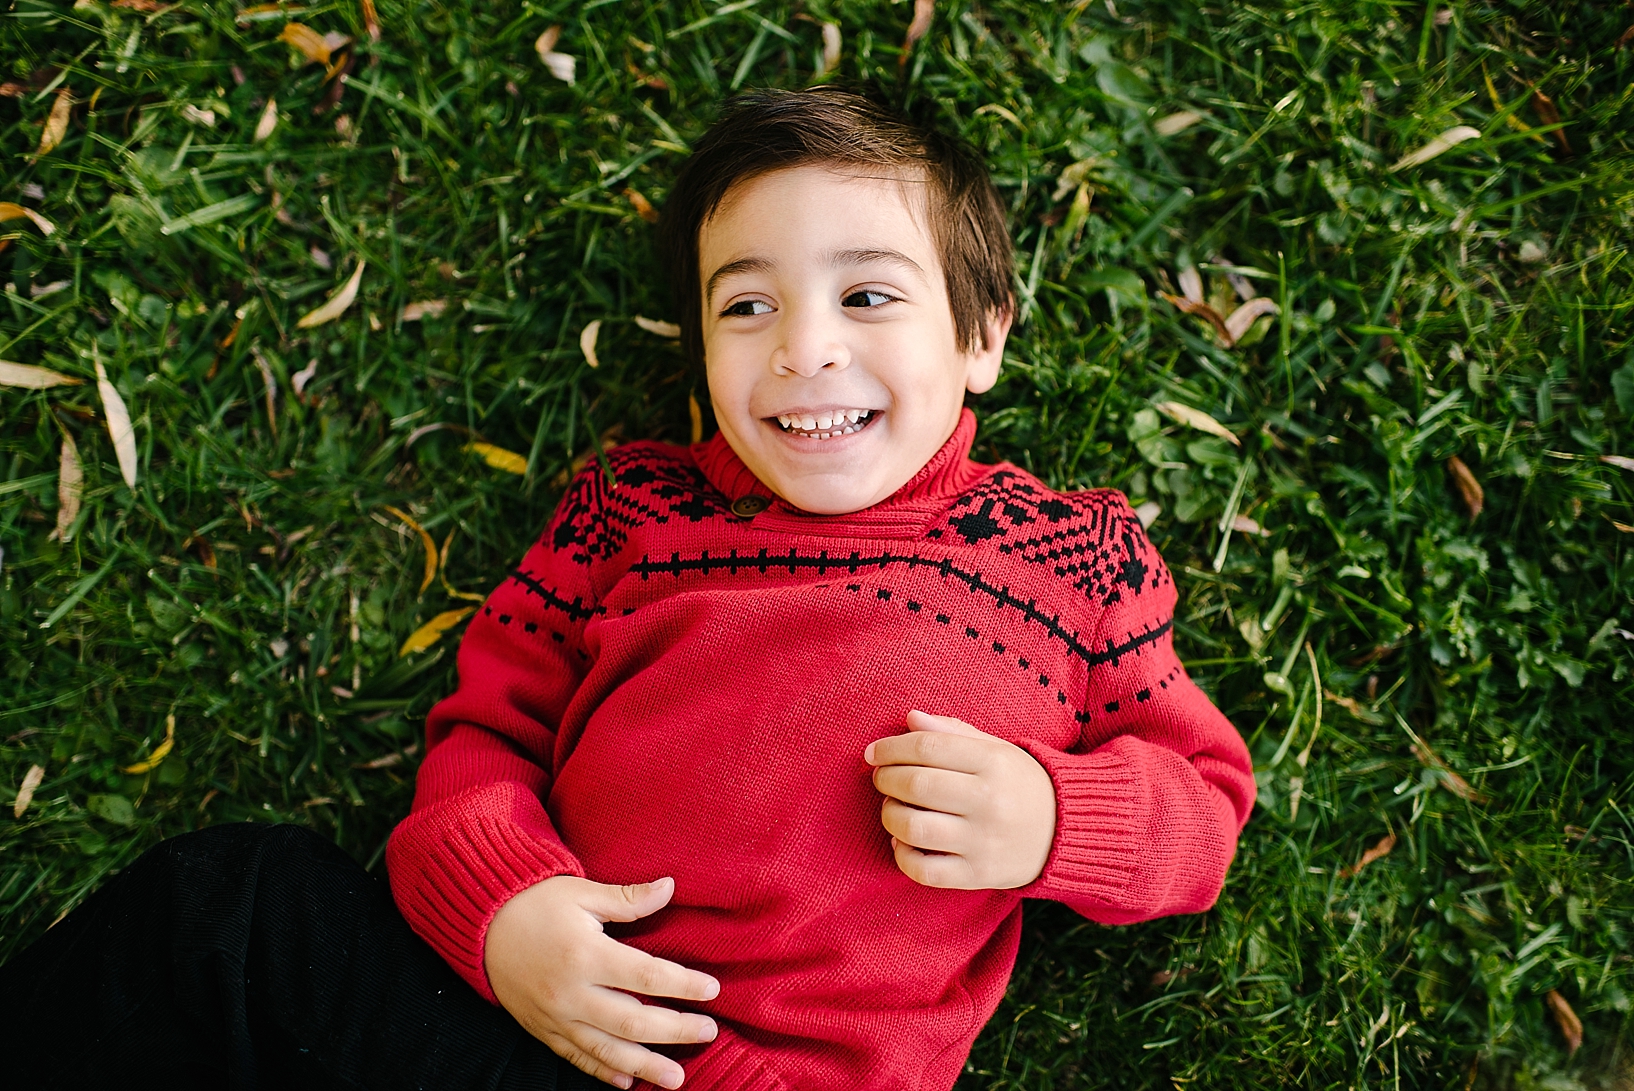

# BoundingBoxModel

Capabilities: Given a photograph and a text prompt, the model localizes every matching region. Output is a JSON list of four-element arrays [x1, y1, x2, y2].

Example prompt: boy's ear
[[963, 303, 1014, 396]]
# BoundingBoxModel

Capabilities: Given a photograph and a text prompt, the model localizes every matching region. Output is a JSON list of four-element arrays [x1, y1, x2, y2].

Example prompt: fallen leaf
[[401, 298, 447, 322], [13, 764, 45, 818], [253, 97, 278, 141], [625, 188, 658, 223], [1339, 832, 1397, 879], [0, 202, 56, 236], [1545, 990, 1583, 1054], [1231, 514, 1269, 537], [54, 432, 82, 543], [536, 26, 576, 83], [399, 607, 476, 656], [1530, 88, 1570, 154], [688, 391, 703, 445], [1133, 500, 1161, 529], [361, 0, 381, 42], [634, 315, 680, 338], [1154, 400, 1240, 446], [250, 346, 279, 437], [900, 0, 934, 64], [1619, 24, 1634, 50], [355, 743, 419, 769], [1389, 125, 1482, 171], [820, 22, 842, 74], [291, 357, 318, 396], [1600, 454, 1634, 472], [182, 104, 217, 128], [280, 22, 348, 65], [33, 86, 72, 160], [404, 421, 472, 446], [1153, 109, 1205, 136], [580, 319, 602, 368], [1224, 297, 1281, 344], [0, 360, 80, 388], [383, 504, 437, 595], [1411, 740, 1485, 803], [122, 714, 176, 774], [184, 532, 217, 570], [93, 352, 138, 488], [1612, 519, 1634, 533], [1051, 158, 1097, 201], [1447, 455, 1483, 519], [438, 529, 487, 602], [1177, 264, 1203, 304], [296, 260, 365, 328], [112, 0, 168, 10], [464, 441, 527, 475], [1160, 291, 1232, 343]]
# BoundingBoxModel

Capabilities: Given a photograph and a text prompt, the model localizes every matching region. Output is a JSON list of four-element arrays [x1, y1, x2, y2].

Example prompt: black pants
[[0, 823, 607, 1090]]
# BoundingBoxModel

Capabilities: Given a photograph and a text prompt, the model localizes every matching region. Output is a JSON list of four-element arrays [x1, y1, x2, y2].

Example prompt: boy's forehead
[[700, 165, 936, 263]]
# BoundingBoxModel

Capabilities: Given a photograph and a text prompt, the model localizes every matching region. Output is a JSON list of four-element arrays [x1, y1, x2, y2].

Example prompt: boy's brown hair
[[661, 85, 1015, 368]]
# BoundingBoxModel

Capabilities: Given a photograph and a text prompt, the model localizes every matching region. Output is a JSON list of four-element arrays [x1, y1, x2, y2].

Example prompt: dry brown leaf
[[1600, 454, 1634, 472], [354, 743, 419, 769], [401, 299, 447, 322], [361, 0, 381, 43], [13, 763, 45, 819], [820, 22, 842, 74], [0, 360, 79, 388], [464, 442, 527, 475], [1224, 297, 1281, 344], [383, 504, 437, 595], [0, 202, 56, 237], [54, 432, 82, 543], [900, 0, 934, 64], [399, 607, 476, 656], [93, 353, 138, 488], [535, 26, 576, 83], [1530, 89, 1570, 154], [688, 391, 703, 445], [1618, 24, 1634, 50], [1160, 291, 1232, 343], [1154, 400, 1241, 446], [250, 346, 279, 437], [253, 97, 279, 141], [1340, 832, 1397, 879], [296, 260, 365, 328], [113, 0, 169, 10], [33, 86, 72, 160], [1153, 109, 1205, 137], [1411, 740, 1485, 803], [280, 22, 336, 65], [122, 714, 176, 775], [438, 529, 487, 602], [625, 188, 658, 223], [1231, 514, 1269, 537], [1447, 455, 1483, 520], [1389, 125, 1482, 171], [1545, 990, 1583, 1054], [634, 315, 680, 338], [580, 319, 602, 368], [184, 531, 217, 570]]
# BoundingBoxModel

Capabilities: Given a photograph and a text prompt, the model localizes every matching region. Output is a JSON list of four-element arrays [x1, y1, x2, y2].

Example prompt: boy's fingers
[[880, 797, 967, 854], [892, 838, 979, 890], [580, 986, 719, 1047], [601, 943, 722, 1002], [905, 709, 987, 737], [583, 876, 676, 923], [871, 764, 975, 815], [866, 729, 990, 774], [555, 1026, 685, 1091]]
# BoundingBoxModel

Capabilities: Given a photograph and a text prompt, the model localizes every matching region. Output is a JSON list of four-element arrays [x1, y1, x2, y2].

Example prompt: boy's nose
[[769, 307, 851, 378]]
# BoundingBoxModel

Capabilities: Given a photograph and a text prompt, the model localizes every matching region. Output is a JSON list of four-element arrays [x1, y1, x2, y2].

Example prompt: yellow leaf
[[34, 86, 72, 160], [1153, 109, 1205, 136], [625, 188, 658, 223], [122, 714, 176, 775], [580, 318, 602, 368], [253, 97, 279, 141], [94, 351, 138, 488], [399, 607, 476, 656], [1154, 400, 1240, 446], [634, 315, 680, 338], [361, 0, 381, 42], [1389, 125, 1482, 171], [383, 504, 437, 595], [0, 202, 55, 237], [464, 441, 527, 475], [438, 528, 487, 602], [54, 432, 82, 543], [13, 763, 44, 818], [0, 360, 80, 388], [688, 392, 703, 445], [280, 22, 337, 65], [296, 260, 365, 328]]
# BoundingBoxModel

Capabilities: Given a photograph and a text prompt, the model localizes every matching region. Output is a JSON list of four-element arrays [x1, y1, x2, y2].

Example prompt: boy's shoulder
[[547, 439, 725, 566]]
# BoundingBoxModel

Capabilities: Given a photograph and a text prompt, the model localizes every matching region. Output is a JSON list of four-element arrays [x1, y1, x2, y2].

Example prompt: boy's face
[[698, 166, 1011, 515]]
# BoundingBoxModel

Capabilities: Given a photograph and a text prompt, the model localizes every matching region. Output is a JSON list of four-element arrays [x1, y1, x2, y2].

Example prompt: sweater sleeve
[[1014, 495, 1255, 923], [386, 469, 607, 1002]]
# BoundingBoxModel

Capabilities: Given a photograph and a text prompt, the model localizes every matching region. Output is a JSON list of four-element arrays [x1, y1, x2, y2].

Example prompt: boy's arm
[[387, 474, 604, 1002], [1013, 498, 1256, 922]]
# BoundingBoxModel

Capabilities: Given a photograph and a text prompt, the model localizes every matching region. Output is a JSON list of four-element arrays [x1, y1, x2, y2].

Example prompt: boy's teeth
[[777, 414, 792, 428], [815, 414, 833, 430], [800, 415, 816, 431], [777, 409, 874, 436]]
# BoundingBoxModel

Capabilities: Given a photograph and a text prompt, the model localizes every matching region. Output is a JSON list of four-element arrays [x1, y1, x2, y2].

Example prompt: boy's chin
[[768, 467, 897, 516]]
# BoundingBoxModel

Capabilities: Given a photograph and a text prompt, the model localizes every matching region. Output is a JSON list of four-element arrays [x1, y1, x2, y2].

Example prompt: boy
[[389, 86, 1254, 1090], [0, 87, 1252, 1091]]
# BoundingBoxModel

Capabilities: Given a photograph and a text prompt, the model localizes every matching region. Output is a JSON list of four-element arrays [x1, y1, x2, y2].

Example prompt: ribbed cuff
[[387, 782, 584, 1002], [632, 1028, 791, 1091], [1011, 743, 1145, 911]]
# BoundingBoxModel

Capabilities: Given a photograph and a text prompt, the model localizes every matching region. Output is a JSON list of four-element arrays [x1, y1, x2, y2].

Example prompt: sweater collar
[[691, 407, 986, 511]]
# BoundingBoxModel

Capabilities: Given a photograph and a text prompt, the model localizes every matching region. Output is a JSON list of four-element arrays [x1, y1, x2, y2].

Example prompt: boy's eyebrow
[[705, 248, 929, 303]]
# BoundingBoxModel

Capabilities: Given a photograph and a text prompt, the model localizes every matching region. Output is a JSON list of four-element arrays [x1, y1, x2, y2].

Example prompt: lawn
[[4, 0, 1633, 1086]]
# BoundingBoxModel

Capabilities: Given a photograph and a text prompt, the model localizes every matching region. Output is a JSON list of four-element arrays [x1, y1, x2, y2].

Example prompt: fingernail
[[662, 1070, 685, 1090], [863, 742, 875, 763], [615, 1078, 632, 1090], [697, 1018, 718, 1042]]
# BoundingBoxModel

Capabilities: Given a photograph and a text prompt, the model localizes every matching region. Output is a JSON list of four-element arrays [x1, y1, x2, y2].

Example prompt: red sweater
[[388, 410, 1255, 1091]]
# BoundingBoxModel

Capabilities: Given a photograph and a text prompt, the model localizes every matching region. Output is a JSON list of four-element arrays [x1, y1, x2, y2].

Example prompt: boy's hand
[[863, 711, 1057, 890], [485, 874, 720, 1090]]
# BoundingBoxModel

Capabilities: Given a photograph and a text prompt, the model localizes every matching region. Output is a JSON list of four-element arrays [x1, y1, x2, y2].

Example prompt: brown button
[[730, 495, 771, 518]]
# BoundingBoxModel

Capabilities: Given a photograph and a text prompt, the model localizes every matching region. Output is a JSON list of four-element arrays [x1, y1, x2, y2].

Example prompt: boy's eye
[[842, 290, 895, 308], [721, 299, 773, 317]]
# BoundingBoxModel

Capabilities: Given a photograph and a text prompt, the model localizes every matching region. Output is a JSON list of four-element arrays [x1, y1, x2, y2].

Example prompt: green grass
[[4, 0, 1633, 1086]]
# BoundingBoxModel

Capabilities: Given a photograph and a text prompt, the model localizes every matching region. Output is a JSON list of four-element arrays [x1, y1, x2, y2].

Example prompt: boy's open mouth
[[773, 408, 877, 440]]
